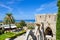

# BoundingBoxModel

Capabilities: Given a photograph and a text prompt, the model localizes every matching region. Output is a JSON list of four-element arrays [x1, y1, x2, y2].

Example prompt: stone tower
[[35, 14, 56, 40]]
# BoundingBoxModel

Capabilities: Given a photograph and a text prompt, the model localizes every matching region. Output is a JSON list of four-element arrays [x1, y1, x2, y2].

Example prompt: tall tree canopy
[[56, 0, 60, 40], [4, 13, 15, 24]]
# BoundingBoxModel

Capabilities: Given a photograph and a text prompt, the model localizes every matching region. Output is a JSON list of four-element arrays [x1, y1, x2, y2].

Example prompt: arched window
[[45, 27, 53, 37]]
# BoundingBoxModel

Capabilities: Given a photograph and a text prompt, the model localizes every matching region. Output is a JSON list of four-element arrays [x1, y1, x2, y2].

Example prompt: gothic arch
[[44, 27, 53, 37]]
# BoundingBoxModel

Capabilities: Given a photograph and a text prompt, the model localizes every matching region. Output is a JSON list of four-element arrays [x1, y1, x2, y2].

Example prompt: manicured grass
[[0, 32, 15, 40], [0, 30, 26, 40]]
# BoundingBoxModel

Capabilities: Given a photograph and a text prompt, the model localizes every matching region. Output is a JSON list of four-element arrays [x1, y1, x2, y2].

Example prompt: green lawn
[[0, 30, 26, 40], [0, 32, 15, 40]]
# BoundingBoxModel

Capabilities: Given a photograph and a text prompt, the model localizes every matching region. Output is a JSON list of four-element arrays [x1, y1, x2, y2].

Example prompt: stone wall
[[35, 14, 57, 40]]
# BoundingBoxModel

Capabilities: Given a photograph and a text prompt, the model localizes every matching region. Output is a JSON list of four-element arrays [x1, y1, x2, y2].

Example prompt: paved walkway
[[14, 34, 26, 40]]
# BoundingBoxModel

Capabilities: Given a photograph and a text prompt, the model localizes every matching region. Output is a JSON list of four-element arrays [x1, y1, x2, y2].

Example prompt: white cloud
[[0, 0, 24, 11], [36, 1, 57, 12], [6, 0, 24, 4], [0, 3, 13, 11], [7, 1, 14, 4], [36, 4, 46, 12]]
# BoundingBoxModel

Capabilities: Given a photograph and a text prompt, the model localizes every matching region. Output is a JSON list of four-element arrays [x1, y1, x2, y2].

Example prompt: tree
[[19, 20, 26, 29], [20, 20, 26, 27], [4, 13, 15, 29], [16, 20, 26, 29], [4, 13, 15, 24], [56, 0, 60, 40]]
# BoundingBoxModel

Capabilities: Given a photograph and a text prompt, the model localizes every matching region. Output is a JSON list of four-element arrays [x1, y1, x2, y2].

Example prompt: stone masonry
[[35, 14, 57, 40]]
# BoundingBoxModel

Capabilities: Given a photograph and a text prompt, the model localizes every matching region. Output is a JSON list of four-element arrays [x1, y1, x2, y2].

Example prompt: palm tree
[[4, 13, 15, 29]]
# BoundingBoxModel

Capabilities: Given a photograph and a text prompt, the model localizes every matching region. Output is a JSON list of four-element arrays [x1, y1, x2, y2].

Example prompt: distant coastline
[[0, 19, 35, 23]]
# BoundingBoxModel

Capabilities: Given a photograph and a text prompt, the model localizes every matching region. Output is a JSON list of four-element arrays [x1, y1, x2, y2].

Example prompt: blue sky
[[0, 0, 58, 20]]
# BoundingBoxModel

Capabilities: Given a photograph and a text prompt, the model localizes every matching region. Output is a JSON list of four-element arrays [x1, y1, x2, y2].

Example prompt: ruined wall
[[35, 14, 57, 40]]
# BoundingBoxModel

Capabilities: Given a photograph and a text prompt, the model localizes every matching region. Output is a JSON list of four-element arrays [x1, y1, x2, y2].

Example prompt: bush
[[0, 30, 4, 34], [15, 30, 26, 36], [10, 30, 26, 39], [16, 23, 22, 28], [0, 30, 26, 40], [28, 26, 35, 29], [0, 32, 15, 40]]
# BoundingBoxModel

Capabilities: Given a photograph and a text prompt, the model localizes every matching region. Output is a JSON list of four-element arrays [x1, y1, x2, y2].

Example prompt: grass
[[0, 30, 26, 40], [0, 32, 15, 40]]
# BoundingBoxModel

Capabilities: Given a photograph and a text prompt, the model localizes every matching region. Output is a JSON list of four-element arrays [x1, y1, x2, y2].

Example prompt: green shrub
[[15, 30, 26, 36], [16, 23, 22, 28], [0, 30, 26, 40], [28, 26, 35, 29], [10, 30, 26, 39], [0, 30, 4, 34], [0, 32, 15, 40]]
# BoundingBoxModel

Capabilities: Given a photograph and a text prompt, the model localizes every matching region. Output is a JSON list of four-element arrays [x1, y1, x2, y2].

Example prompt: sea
[[16, 20, 35, 23], [0, 20, 35, 23]]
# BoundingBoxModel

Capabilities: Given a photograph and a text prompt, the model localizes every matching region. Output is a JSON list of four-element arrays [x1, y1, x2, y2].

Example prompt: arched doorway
[[45, 27, 53, 37], [44, 27, 53, 40]]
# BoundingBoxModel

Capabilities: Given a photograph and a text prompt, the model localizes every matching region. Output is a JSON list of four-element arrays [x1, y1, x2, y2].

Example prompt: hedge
[[0, 30, 26, 40]]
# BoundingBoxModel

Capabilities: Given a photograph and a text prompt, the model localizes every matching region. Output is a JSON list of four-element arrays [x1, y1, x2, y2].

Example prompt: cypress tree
[[56, 0, 60, 40]]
